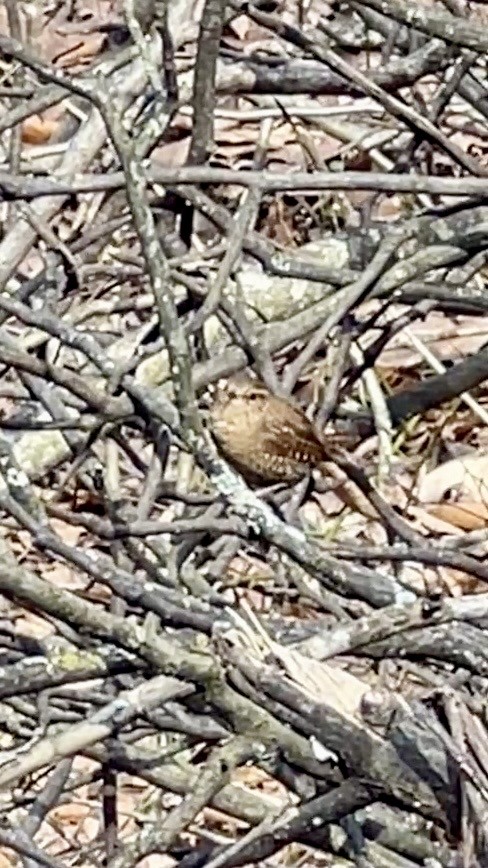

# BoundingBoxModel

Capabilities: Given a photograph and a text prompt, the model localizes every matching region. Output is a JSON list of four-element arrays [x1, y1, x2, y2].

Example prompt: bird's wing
[[260, 398, 325, 464]]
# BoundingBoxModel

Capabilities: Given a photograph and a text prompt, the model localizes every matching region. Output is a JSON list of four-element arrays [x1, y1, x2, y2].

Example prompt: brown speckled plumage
[[209, 377, 327, 484]]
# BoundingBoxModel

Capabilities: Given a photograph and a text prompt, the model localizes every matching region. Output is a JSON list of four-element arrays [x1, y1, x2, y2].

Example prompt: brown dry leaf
[[417, 454, 488, 504], [274, 645, 369, 719], [49, 518, 83, 547], [224, 553, 273, 589], [21, 116, 60, 145], [232, 765, 288, 800], [327, 464, 379, 520], [119, 777, 150, 799], [427, 501, 488, 531], [404, 505, 485, 595], [42, 561, 84, 592], [211, 117, 342, 178], [0, 852, 14, 868], [43, 2, 113, 63], [408, 504, 463, 535], [437, 566, 483, 598], [375, 195, 407, 222], [400, 562, 443, 596], [152, 136, 191, 168], [139, 857, 174, 868], [0, 1, 113, 71], [14, 609, 53, 640], [214, 117, 260, 147], [451, 131, 488, 170], [201, 805, 249, 835], [50, 802, 90, 826], [54, 34, 106, 69], [235, 765, 272, 787], [83, 581, 113, 604], [239, 587, 273, 612], [78, 814, 99, 843], [225, 13, 251, 40], [377, 313, 488, 369]]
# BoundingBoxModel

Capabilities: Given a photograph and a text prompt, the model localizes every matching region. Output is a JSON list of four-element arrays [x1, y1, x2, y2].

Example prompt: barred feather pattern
[[209, 377, 326, 484]]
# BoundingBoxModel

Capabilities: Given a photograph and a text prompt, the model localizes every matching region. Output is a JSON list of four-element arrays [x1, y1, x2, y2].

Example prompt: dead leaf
[[437, 566, 483, 597], [14, 610, 54, 640], [273, 645, 369, 719], [225, 14, 251, 40], [139, 857, 175, 868], [43, 561, 84, 592], [408, 504, 465, 535], [21, 116, 59, 145], [49, 518, 83, 547], [54, 34, 105, 69], [377, 313, 488, 370], [417, 454, 488, 503], [427, 501, 488, 531], [51, 803, 89, 823]]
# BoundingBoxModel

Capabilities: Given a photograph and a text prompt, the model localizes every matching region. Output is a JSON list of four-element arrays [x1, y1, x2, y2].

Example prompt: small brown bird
[[208, 376, 329, 486], [208, 375, 377, 519]]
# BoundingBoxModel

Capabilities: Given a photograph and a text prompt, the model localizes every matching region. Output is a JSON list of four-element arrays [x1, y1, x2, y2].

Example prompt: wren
[[209, 376, 329, 485]]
